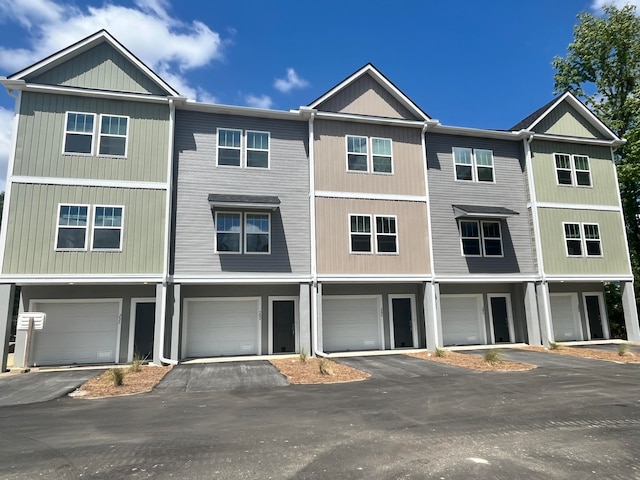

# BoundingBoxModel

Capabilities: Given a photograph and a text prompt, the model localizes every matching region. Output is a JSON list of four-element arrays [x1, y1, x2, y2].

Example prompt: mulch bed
[[270, 357, 370, 384], [407, 350, 536, 371], [72, 365, 173, 398], [521, 345, 639, 363]]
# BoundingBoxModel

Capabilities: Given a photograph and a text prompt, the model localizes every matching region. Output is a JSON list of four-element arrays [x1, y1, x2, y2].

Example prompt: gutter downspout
[[306, 110, 327, 358], [158, 97, 178, 365]]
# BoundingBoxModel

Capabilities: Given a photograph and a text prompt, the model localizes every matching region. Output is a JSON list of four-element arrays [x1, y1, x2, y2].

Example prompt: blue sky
[[0, 0, 638, 189]]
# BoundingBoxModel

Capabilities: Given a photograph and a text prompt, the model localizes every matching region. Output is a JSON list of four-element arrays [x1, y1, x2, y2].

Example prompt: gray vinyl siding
[[316, 73, 421, 120], [14, 92, 169, 182], [426, 133, 535, 275], [173, 111, 310, 275], [3, 183, 165, 275], [28, 42, 168, 95]]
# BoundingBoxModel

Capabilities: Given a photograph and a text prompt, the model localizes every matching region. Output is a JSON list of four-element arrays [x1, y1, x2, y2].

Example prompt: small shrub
[[549, 342, 561, 350], [484, 349, 502, 364], [318, 358, 335, 376], [434, 348, 447, 358], [618, 344, 630, 356], [299, 349, 309, 364], [129, 354, 147, 373], [106, 368, 125, 386]]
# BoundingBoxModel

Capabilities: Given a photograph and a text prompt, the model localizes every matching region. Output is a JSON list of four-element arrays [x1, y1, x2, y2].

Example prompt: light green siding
[[534, 102, 604, 139], [531, 140, 619, 205], [538, 208, 630, 276], [14, 93, 169, 182], [28, 42, 168, 95], [3, 183, 165, 275]]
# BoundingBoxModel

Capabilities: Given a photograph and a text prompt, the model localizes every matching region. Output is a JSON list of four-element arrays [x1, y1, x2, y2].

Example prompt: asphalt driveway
[[0, 370, 101, 406], [457, 348, 616, 368]]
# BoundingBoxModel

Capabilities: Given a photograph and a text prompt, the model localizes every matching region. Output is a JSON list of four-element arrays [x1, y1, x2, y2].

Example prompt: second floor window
[[564, 222, 601, 257], [459, 220, 503, 257], [555, 153, 592, 187], [217, 129, 270, 169], [215, 212, 271, 254], [349, 214, 398, 254], [64, 113, 95, 155], [346, 136, 393, 174], [453, 147, 494, 182], [64, 112, 129, 157]]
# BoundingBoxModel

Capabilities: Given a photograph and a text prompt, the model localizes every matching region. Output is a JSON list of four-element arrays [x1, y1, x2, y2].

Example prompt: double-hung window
[[459, 220, 502, 256], [349, 214, 398, 254], [98, 115, 128, 156], [217, 129, 270, 168], [92, 206, 124, 250], [347, 136, 393, 174], [453, 147, 494, 182], [215, 212, 271, 254], [564, 222, 602, 257], [56, 205, 89, 250], [64, 113, 95, 155], [554, 153, 592, 187], [349, 214, 372, 253], [56, 204, 125, 251], [375, 216, 398, 253]]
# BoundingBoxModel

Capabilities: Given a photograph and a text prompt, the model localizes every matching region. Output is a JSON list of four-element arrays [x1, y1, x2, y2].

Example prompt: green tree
[[553, 5, 640, 305]]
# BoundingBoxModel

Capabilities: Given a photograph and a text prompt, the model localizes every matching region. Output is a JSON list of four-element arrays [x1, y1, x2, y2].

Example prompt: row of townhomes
[[1, 30, 639, 370]]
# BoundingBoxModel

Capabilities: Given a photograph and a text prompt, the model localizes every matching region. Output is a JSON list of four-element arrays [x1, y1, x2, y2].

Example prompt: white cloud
[[245, 94, 273, 109], [0, 0, 223, 101], [0, 107, 14, 191], [274, 68, 309, 93], [592, 0, 640, 12]]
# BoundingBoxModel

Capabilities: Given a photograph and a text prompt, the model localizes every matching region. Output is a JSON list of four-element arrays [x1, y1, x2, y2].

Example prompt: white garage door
[[322, 296, 382, 352], [441, 295, 485, 346], [551, 294, 582, 341], [184, 298, 260, 357], [30, 300, 121, 367]]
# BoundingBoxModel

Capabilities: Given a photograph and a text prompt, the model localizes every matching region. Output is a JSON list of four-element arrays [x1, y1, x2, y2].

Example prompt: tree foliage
[[553, 5, 640, 303]]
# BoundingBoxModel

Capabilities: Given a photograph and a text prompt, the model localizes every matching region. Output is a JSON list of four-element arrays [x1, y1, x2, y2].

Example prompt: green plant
[[484, 349, 502, 364], [434, 348, 447, 358], [618, 344, 630, 356], [129, 354, 147, 373], [549, 342, 561, 350], [318, 358, 335, 376], [106, 368, 125, 386], [298, 349, 309, 364]]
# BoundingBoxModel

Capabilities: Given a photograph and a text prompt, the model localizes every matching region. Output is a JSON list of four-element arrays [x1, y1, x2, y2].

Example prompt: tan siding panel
[[3, 183, 165, 275], [538, 208, 631, 276], [316, 198, 430, 275], [535, 102, 603, 139], [316, 73, 420, 120], [14, 93, 169, 182], [531, 140, 619, 205], [314, 120, 425, 195]]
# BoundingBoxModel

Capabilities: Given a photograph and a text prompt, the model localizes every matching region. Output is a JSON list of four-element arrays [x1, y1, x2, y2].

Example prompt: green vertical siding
[[531, 140, 619, 205], [3, 183, 165, 275], [28, 42, 168, 95], [534, 102, 603, 138], [14, 93, 169, 182], [538, 208, 630, 275]]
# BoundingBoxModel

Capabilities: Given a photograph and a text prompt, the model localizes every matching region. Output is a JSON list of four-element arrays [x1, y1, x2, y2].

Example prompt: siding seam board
[[11, 176, 168, 190]]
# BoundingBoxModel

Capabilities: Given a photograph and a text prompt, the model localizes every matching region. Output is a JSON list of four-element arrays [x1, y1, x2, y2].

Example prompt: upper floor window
[[56, 204, 89, 250], [64, 113, 95, 155], [92, 206, 124, 250], [98, 115, 128, 157], [217, 129, 270, 169], [375, 215, 398, 253], [349, 214, 372, 253], [459, 220, 503, 257], [554, 153, 591, 187], [349, 214, 398, 254], [56, 204, 125, 251], [564, 222, 601, 257], [215, 212, 271, 254], [453, 147, 494, 182], [346, 136, 393, 174]]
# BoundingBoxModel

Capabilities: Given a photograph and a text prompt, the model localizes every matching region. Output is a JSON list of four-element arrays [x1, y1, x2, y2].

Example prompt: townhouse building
[[1, 31, 638, 370]]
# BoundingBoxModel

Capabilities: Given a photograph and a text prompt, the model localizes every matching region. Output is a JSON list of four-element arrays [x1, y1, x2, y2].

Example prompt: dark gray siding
[[426, 133, 535, 275], [173, 111, 310, 275]]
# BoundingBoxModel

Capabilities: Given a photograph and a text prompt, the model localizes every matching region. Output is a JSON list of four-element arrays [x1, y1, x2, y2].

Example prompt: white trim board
[[1, 275, 162, 284], [536, 202, 621, 212], [315, 190, 427, 202], [10, 176, 168, 190]]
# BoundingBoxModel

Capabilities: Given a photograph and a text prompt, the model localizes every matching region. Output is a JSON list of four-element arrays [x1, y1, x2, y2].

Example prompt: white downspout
[[158, 97, 178, 365]]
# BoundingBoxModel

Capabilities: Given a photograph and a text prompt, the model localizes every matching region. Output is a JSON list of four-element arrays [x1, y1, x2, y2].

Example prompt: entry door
[[584, 293, 608, 340], [272, 300, 296, 354], [134, 302, 156, 360], [390, 296, 417, 348], [489, 295, 514, 343]]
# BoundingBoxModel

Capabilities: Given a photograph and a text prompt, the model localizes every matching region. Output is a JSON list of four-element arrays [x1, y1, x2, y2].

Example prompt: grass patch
[[299, 349, 309, 364], [483, 349, 502, 364], [618, 344, 630, 356], [434, 348, 448, 357], [318, 358, 335, 376], [128, 354, 147, 373], [549, 342, 561, 350], [106, 367, 125, 386]]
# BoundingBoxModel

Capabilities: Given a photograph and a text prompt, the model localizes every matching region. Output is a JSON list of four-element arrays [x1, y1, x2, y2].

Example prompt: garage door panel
[[551, 295, 581, 341], [323, 297, 381, 352], [441, 295, 484, 346], [31, 301, 120, 366], [185, 298, 260, 357]]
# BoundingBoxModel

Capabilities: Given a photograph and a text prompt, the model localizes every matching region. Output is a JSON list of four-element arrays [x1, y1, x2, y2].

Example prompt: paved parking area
[[338, 354, 474, 379], [0, 370, 101, 406], [457, 348, 615, 368]]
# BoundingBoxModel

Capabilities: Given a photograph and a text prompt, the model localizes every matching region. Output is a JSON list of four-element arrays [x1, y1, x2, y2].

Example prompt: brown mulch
[[521, 345, 639, 363], [407, 350, 536, 371], [270, 357, 370, 384], [72, 365, 173, 398]]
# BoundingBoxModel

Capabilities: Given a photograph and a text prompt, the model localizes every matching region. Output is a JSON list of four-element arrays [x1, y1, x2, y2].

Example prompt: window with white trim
[[346, 136, 393, 174], [375, 216, 397, 253], [98, 115, 128, 156], [92, 206, 124, 250], [246, 131, 270, 168], [554, 153, 592, 187], [350, 214, 372, 253], [453, 147, 494, 182], [459, 220, 503, 256], [217, 129, 270, 168], [564, 222, 601, 257], [215, 212, 271, 254], [56, 205, 89, 250], [217, 129, 242, 167], [64, 113, 95, 154]]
